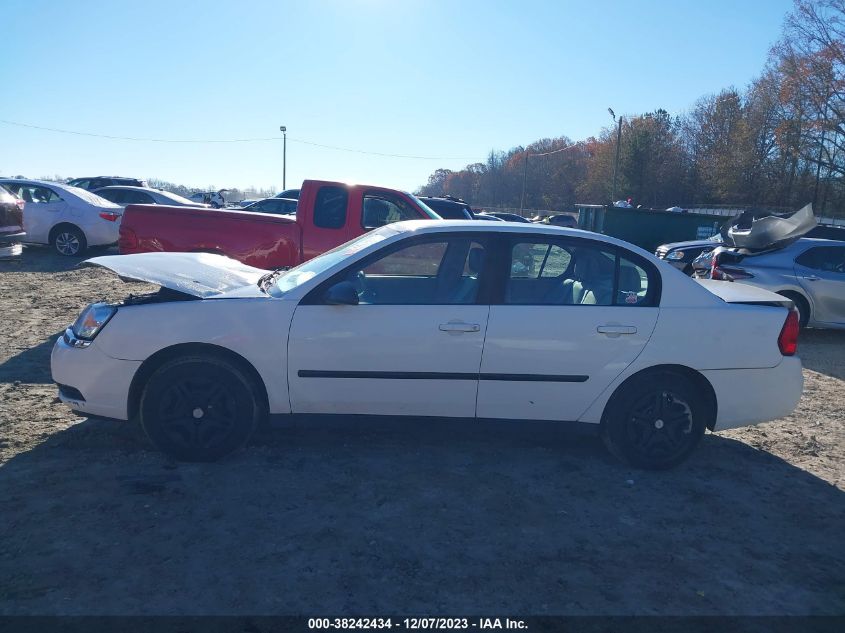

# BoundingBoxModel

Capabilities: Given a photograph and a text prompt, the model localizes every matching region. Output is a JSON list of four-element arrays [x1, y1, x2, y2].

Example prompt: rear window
[[313, 186, 348, 229]]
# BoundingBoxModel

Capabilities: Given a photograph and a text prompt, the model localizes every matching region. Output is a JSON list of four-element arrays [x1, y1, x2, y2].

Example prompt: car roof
[[92, 185, 154, 191], [385, 220, 654, 254], [0, 178, 75, 191]]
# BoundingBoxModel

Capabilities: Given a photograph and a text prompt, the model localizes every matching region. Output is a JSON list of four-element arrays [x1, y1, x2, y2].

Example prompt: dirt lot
[[0, 248, 843, 616]]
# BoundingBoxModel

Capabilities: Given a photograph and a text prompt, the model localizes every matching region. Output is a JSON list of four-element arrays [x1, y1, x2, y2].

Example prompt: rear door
[[794, 245, 845, 325], [476, 234, 660, 421], [288, 233, 491, 417]]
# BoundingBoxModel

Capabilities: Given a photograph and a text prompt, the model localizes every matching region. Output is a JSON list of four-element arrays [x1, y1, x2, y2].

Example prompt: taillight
[[778, 309, 800, 356], [99, 211, 121, 222]]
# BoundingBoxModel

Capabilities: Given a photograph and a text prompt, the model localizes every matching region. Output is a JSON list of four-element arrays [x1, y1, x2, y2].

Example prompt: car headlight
[[665, 250, 685, 260], [72, 303, 117, 340]]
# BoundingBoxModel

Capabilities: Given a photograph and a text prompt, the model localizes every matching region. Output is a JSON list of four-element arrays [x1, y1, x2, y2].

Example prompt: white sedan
[[51, 221, 804, 468], [0, 179, 123, 256]]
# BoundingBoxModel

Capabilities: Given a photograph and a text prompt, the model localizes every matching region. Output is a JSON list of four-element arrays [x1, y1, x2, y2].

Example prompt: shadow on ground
[[800, 329, 845, 380], [1, 415, 842, 615], [0, 333, 63, 384], [0, 245, 116, 274]]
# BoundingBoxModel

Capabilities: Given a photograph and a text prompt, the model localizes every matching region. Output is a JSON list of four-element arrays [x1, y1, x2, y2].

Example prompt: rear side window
[[362, 193, 421, 228], [617, 256, 652, 305], [313, 186, 348, 229], [504, 239, 659, 307]]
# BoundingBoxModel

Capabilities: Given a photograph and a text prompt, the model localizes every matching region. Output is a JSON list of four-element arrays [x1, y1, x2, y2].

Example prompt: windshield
[[270, 227, 397, 295], [408, 194, 442, 220]]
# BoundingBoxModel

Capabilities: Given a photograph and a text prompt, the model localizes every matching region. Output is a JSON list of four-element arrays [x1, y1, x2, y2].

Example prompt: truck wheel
[[52, 226, 87, 257], [139, 354, 262, 462], [602, 371, 706, 470]]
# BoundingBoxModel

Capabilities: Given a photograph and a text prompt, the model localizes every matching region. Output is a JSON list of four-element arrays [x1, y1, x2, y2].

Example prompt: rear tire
[[601, 371, 706, 470], [139, 354, 262, 462], [51, 226, 87, 257]]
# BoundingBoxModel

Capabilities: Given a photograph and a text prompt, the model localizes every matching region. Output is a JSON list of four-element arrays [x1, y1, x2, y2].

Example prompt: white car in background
[[92, 186, 210, 208], [51, 221, 803, 468], [0, 179, 123, 256]]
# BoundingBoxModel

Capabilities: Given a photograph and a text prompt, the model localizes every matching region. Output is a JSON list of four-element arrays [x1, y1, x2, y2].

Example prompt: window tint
[[328, 238, 486, 305], [97, 189, 124, 203], [313, 186, 348, 229], [365, 242, 447, 277], [362, 194, 420, 228], [123, 190, 155, 204], [14, 185, 63, 204], [506, 240, 614, 305], [796, 246, 845, 273], [617, 256, 651, 305], [510, 243, 572, 279]]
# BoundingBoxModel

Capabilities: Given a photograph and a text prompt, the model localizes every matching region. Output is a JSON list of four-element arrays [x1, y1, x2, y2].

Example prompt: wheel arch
[[601, 364, 718, 431], [48, 221, 85, 244], [775, 289, 811, 325], [127, 342, 270, 421]]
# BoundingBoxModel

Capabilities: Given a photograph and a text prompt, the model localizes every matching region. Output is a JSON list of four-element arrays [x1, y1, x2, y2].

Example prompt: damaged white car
[[52, 221, 804, 468]]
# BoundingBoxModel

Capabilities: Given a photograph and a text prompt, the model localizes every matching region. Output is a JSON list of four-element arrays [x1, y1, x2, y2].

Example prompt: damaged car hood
[[81, 252, 267, 299], [723, 203, 817, 250]]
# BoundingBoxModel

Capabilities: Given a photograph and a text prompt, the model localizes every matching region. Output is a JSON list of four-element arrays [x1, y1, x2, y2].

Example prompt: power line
[[0, 119, 481, 161]]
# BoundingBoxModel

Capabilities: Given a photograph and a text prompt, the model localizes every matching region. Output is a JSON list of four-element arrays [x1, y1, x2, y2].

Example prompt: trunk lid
[[82, 252, 267, 299], [696, 279, 793, 308]]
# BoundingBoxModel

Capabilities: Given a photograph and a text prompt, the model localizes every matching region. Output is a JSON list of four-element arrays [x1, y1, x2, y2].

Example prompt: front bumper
[[51, 331, 141, 420]]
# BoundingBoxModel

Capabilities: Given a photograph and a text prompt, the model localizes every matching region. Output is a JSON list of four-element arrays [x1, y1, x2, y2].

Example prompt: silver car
[[693, 238, 845, 329]]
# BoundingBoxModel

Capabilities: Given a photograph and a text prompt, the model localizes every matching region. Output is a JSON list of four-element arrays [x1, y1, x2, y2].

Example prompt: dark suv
[[68, 176, 149, 191], [418, 195, 475, 220]]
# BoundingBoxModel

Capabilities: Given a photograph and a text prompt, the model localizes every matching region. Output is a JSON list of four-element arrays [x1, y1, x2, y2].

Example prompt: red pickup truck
[[118, 180, 440, 269]]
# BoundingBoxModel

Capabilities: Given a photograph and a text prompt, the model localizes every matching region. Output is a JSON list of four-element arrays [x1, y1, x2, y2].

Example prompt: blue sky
[[1, 0, 793, 193]]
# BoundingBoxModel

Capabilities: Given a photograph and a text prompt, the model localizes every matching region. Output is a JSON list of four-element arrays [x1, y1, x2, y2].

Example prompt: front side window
[[321, 237, 487, 305], [362, 193, 421, 228], [313, 186, 348, 229], [124, 190, 155, 204], [16, 186, 63, 204]]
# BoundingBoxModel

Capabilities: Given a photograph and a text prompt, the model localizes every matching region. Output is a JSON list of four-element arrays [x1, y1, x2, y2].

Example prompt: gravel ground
[[0, 247, 843, 615]]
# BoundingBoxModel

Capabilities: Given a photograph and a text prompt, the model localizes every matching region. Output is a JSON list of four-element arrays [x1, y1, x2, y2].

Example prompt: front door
[[288, 235, 491, 417], [476, 236, 660, 421]]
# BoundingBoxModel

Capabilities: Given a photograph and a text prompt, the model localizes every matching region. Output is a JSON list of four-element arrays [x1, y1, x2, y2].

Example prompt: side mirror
[[324, 281, 359, 305]]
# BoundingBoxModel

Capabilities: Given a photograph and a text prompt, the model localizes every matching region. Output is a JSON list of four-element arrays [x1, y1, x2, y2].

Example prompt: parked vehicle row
[[0, 178, 124, 256], [52, 221, 804, 468]]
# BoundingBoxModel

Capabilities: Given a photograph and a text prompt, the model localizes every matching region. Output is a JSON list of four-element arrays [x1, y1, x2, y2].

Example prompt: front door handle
[[439, 321, 481, 333], [597, 325, 637, 336], [802, 275, 820, 281]]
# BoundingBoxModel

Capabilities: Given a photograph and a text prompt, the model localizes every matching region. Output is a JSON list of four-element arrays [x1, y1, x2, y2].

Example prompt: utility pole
[[519, 152, 529, 215], [608, 108, 622, 202], [280, 126, 287, 189]]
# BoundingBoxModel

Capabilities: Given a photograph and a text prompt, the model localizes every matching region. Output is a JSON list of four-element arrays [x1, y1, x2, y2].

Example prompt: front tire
[[52, 226, 87, 257], [139, 354, 262, 461], [602, 372, 706, 469]]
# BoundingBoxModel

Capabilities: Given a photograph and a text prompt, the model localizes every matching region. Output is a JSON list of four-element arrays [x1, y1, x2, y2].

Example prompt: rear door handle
[[439, 321, 481, 333], [597, 325, 637, 336]]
